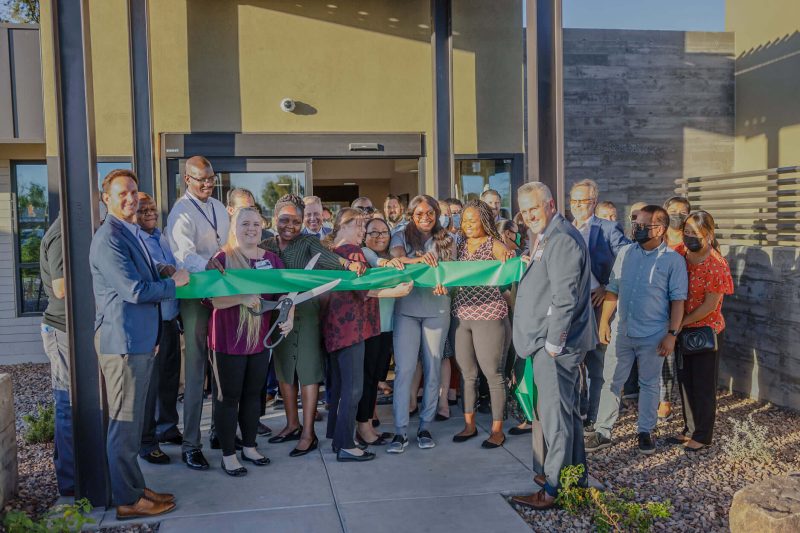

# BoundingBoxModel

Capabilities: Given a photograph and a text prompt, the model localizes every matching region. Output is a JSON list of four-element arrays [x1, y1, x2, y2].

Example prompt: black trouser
[[326, 342, 365, 450], [677, 336, 721, 445], [213, 350, 270, 456], [140, 318, 182, 454], [357, 332, 392, 423]]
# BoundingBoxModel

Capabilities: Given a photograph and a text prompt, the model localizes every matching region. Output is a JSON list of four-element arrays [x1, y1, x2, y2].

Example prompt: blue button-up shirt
[[606, 241, 687, 338], [139, 227, 180, 321]]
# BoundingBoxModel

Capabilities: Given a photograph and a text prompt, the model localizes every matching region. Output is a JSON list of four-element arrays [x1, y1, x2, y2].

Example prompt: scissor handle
[[262, 298, 294, 349]]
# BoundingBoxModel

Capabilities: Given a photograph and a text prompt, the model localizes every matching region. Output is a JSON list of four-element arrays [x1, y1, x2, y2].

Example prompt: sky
[[557, 0, 726, 32]]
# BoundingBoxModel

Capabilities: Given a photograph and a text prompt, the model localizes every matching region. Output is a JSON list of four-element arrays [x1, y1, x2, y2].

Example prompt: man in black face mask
[[585, 205, 688, 456]]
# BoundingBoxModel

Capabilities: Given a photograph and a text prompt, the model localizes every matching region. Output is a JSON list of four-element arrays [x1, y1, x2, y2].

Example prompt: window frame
[[10, 160, 49, 317]]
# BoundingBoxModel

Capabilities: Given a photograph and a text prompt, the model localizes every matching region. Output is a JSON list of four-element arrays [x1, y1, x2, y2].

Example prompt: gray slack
[[532, 348, 587, 496], [179, 299, 210, 451], [96, 343, 155, 506]]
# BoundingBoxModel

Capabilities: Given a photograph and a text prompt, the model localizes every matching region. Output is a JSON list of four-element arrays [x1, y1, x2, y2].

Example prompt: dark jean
[[326, 342, 365, 450], [53, 389, 74, 495]]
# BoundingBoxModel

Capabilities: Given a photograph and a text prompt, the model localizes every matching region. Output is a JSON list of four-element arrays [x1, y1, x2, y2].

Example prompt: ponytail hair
[[322, 207, 364, 249]]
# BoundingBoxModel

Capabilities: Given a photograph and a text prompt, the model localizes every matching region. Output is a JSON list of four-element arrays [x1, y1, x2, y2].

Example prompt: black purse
[[678, 326, 718, 355]]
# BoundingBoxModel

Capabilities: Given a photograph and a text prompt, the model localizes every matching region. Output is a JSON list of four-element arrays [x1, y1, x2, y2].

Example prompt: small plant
[[722, 415, 771, 462], [22, 403, 55, 444], [3, 498, 95, 533], [555, 464, 671, 532]]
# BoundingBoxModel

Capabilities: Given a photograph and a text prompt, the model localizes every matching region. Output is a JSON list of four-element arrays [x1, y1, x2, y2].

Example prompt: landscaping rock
[[730, 473, 800, 533]]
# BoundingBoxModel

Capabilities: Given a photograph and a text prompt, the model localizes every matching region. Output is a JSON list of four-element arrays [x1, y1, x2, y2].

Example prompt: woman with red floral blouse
[[322, 208, 412, 462], [668, 211, 733, 452]]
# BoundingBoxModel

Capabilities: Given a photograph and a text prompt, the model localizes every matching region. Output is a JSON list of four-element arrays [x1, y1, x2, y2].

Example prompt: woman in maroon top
[[451, 200, 510, 448], [207, 207, 293, 476], [322, 208, 412, 462]]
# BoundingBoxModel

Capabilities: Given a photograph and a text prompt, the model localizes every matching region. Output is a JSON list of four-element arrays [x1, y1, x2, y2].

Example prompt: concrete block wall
[[563, 29, 735, 218], [0, 373, 18, 506]]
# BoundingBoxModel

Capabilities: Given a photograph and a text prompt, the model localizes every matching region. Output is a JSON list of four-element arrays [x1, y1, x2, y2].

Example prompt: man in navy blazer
[[569, 180, 630, 430], [90, 169, 189, 520]]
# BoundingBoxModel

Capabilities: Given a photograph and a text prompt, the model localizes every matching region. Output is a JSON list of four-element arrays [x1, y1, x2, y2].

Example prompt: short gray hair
[[517, 181, 553, 203], [226, 187, 255, 207], [570, 179, 598, 200], [303, 195, 322, 207]]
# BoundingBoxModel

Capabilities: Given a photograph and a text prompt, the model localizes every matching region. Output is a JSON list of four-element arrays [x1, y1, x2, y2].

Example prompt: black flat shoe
[[332, 441, 367, 454], [210, 433, 244, 451], [336, 449, 376, 462], [268, 426, 303, 444], [356, 433, 387, 446], [141, 449, 170, 465], [182, 449, 209, 470], [290, 437, 319, 457], [158, 433, 183, 446], [240, 451, 271, 466], [509, 426, 532, 436], [409, 407, 419, 417], [435, 413, 450, 421], [481, 435, 506, 449], [452, 430, 478, 443], [220, 459, 247, 477]]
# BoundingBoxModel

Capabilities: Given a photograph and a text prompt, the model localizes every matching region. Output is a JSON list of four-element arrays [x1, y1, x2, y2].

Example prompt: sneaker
[[386, 435, 409, 454], [584, 432, 612, 453], [637, 432, 655, 455], [417, 430, 436, 449]]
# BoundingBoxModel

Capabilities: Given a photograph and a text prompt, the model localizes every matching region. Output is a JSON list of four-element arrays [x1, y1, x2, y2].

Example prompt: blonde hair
[[222, 207, 264, 352], [323, 207, 364, 249]]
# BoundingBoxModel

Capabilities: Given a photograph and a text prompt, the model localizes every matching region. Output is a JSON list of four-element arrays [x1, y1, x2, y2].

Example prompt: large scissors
[[247, 253, 341, 349]]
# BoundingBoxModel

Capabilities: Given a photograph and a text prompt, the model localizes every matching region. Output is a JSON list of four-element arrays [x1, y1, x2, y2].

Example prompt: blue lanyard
[[187, 195, 220, 243]]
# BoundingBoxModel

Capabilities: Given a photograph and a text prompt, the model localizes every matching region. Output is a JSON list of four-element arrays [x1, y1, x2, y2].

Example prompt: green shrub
[[555, 464, 671, 532], [22, 403, 55, 444], [3, 498, 95, 533]]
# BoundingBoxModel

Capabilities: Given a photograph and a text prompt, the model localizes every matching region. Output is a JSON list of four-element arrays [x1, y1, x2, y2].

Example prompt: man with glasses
[[136, 193, 182, 464], [568, 180, 629, 432], [301, 195, 332, 239], [351, 196, 375, 214], [586, 205, 687, 456], [166, 155, 230, 471]]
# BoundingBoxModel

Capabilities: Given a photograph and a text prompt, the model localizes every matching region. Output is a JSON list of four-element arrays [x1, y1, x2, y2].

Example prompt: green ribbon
[[176, 257, 526, 299], [513, 357, 539, 422]]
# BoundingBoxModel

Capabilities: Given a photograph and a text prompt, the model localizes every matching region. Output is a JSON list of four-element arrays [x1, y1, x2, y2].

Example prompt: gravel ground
[[0, 364, 157, 532], [510, 390, 800, 532]]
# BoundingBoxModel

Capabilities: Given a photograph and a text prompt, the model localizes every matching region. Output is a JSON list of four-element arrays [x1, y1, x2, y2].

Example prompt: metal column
[[51, 0, 109, 505], [431, 0, 454, 199], [526, 0, 565, 210], [128, 0, 155, 194]]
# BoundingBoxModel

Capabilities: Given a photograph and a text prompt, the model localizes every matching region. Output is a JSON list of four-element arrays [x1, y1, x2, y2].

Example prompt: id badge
[[533, 248, 544, 262], [254, 259, 273, 270]]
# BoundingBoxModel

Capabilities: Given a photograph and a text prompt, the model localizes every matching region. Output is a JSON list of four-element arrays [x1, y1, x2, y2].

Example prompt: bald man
[[166, 155, 229, 471]]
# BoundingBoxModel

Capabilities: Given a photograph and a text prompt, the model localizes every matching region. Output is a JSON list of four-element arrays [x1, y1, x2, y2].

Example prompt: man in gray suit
[[511, 182, 596, 510], [90, 169, 189, 519]]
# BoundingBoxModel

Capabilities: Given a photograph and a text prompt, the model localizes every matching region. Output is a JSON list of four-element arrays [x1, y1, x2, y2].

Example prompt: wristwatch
[[668, 329, 679, 336]]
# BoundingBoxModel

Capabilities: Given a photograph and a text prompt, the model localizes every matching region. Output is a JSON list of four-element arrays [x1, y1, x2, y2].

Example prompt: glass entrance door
[[455, 158, 514, 219]]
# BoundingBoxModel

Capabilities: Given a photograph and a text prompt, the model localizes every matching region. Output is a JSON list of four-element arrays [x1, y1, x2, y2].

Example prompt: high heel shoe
[[268, 426, 303, 444], [289, 436, 319, 457], [220, 459, 247, 477]]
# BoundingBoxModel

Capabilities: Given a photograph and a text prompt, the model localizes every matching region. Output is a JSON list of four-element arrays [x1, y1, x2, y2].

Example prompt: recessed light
[[409, 169, 419, 173], [343, 182, 357, 186], [388, 17, 399, 22], [326, 4, 338, 8], [418, 23, 429, 29], [357, 11, 368, 16]]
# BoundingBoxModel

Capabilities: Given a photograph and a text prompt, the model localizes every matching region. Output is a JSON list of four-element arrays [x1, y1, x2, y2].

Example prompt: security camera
[[280, 98, 296, 113]]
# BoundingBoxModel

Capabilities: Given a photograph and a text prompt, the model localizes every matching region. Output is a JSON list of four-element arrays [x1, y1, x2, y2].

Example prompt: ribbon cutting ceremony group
[[40, 156, 733, 519]]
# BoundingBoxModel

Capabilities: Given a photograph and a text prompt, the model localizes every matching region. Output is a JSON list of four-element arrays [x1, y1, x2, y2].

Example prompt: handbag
[[678, 326, 718, 355]]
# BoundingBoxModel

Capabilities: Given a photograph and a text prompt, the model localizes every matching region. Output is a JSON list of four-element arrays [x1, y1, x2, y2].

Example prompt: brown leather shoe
[[533, 473, 547, 487], [143, 487, 175, 504], [116, 496, 176, 520], [512, 489, 557, 510]]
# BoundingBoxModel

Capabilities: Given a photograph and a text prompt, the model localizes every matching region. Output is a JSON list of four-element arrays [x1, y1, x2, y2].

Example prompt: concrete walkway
[[93, 399, 537, 532]]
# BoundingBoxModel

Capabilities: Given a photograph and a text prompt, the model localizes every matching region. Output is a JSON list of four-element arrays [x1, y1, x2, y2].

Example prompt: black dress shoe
[[240, 451, 271, 466], [158, 433, 183, 446], [141, 449, 170, 465], [453, 430, 479, 443], [182, 449, 210, 470], [509, 426, 532, 436], [435, 413, 450, 421], [268, 426, 303, 444], [336, 449, 376, 462], [220, 459, 247, 477], [290, 436, 319, 457], [210, 433, 244, 451]]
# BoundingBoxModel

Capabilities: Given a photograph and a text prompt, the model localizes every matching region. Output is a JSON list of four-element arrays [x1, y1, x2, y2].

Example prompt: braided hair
[[461, 199, 502, 241], [273, 193, 304, 221]]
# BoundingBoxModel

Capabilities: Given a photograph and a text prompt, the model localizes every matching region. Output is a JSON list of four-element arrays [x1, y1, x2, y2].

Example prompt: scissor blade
[[304, 253, 321, 271], [291, 278, 341, 305]]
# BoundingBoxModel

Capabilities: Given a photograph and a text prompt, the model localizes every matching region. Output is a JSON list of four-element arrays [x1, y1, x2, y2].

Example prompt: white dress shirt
[[166, 191, 230, 273], [575, 215, 600, 291]]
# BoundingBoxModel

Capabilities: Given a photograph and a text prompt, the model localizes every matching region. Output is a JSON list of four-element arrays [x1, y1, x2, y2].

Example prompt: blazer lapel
[[589, 221, 600, 254], [109, 216, 158, 280]]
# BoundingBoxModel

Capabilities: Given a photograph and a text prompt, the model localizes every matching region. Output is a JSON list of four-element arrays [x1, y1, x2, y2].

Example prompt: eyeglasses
[[186, 173, 219, 185], [366, 230, 390, 238], [632, 223, 661, 231], [137, 208, 158, 216], [356, 206, 376, 214], [569, 198, 596, 206], [413, 211, 436, 220]]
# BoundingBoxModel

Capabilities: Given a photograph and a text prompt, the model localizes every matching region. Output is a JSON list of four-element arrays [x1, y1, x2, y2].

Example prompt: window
[[12, 162, 49, 315], [456, 158, 513, 219]]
